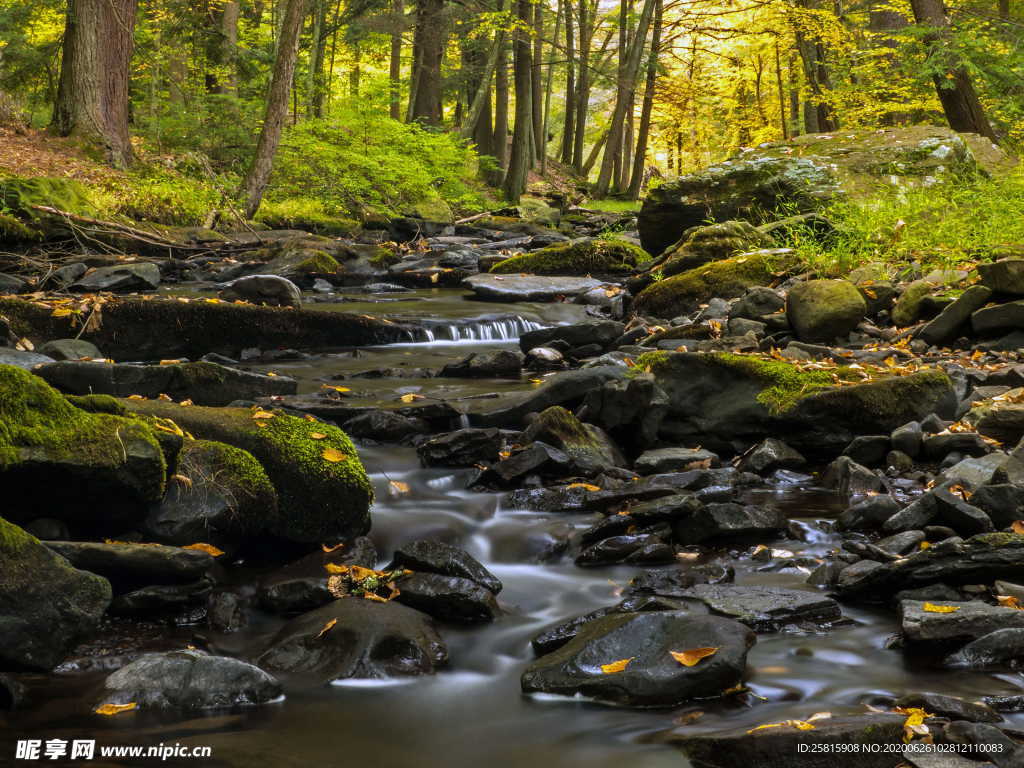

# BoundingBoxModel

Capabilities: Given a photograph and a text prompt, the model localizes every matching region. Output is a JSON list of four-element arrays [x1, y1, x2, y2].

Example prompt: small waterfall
[[412, 315, 545, 343]]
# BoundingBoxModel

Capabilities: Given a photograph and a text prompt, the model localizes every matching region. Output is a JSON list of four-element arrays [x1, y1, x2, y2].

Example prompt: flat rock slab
[[901, 599, 1024, 644], [679, 584, 843, 630], [45, 541, 214, 591], [463, 274, 606, 302]]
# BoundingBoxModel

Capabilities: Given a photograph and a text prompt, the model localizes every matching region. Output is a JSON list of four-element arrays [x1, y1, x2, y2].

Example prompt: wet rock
[[895, 692, 1001, 723], [521, 406, 626, 475], [0, 518, 111, 671], [71, 263, 161, 292], [932, 482, 994, 536], [576, 534, 676, 567], [0, 274, 27, 293], [390, 539, 501, 594], [876, 530, 927, 555], [463, 274, 605, 302], [971, 485, 1024, 529], [893, 421, 924, 458], [416, 428, 505, 467], [940, 453, 1008, 490], [627, 564, 736, 598], [109, 578, 213, 619], [531, 596, 689, 655], [671, 713, 907, 768], [524, 346, 566, 370], [822, 456, 884, 496], [843, 435, 892, 466], [394, 572, 500, 623], [581, 373, 669, 452], [220, 274, 302, 307], [973, 300, 1024, 336], [901, 600, 1024, 644], [258, 538, 378, 614], [580, 494, 703, 546], [634, 447, 719, 475], [36, 339, 102, 361], [95, 650, 281, 712], [978, 259, 1024, 295], [438, 350, 524, 378], [678, 584, 842, 631], [0, 348, 54, 369], [838, 494, 902, 531], [35, 360, 296, 407], [253, 598, 447, 682], [920, 285, 994, 345], [787, 279, 866, 342], [741, 439, 806, 474], [943, 721, 1024, 767], [475, 366, 628, 428], [481, 441, 575, 484], [207, 591, 246, 633], [945, 628, 1024, 669], [521, 612, 754, 708], [521, 321, 626, 353], [342, 409, 430, 443], [673, 503, 787, 544], [44, 541, 213, 592]]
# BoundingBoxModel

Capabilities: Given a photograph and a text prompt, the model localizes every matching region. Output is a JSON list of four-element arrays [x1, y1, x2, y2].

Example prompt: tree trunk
[[559, 0, 576, 164], [53, 0, 138, 169], [307, 0, 328, 118], [998, 0, 1009, 19], [492, 0, 510, 177], [503, 0, 534, 202], [869, 3, 909, 125], [774, 40, 788, 138], [409, 0, 446, 124], [206, 1, 240, 94], [541, 0, 563, 175], [531, 0, 545, 162], [627, 0, 661, 199], [909, 0, 998, 141], [793, 0, 837, 133], [460, 26, 506, 144], [594, 0, 654, 197], [571, 0, 594, 172], [240, 0, 307, 218], [390, 0, 405, 120]]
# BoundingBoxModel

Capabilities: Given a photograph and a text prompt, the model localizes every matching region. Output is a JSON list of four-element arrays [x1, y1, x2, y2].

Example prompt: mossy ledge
[[121, 399, 372, 543], [490, 238, 651, 276]]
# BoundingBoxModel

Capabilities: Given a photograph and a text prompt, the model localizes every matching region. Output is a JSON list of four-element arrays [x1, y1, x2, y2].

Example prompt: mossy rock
[[0, 516, 112, 670], [892, 279, 937, 326], [0, 212, 42, 244], [490, 238, 650, 276], [256, 212, 361, 238], [0, 175, 95, 218], [659, 221, 773, 277], [403, 196, 454, 224], [521, 405, 625, 474], [122, 400, 372, 544], [633, 250, 790, 319], [786, 279, 867, 342], [0, 365, 166, 528]]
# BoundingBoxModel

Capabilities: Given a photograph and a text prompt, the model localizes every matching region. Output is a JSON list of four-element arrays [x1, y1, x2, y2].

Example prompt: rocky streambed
[[4, 127, 1024, 767]]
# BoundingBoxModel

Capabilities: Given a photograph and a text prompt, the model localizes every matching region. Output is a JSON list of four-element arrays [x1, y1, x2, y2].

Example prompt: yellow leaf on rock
[[316, 618, 337, 638], [322, 385, 351, 393], [670, 647, 719, 667], [997, 595, 1023, 609], [251, 410, 275, 420], [310, 432, 327, 440], [923, 603, 960, 613], [322, 542, 344, 553], [747, 720, 817, 734], [179, 399, 193, 407], [1012, 520, 1024, 534], [183, 542, 224, 557], [389, 480, 410, 495], [566, 482, 601, 492], [895, 707, 932, 743], [322, 447, 348, 463], [400, 393, 424, 403], [52, 307, 73, 318], [159, 359, 185, 366], [325, 563, 350, 574], [128, 394, 146, 400], [600, 658, 633, 674], [95, 702, 137, 716]]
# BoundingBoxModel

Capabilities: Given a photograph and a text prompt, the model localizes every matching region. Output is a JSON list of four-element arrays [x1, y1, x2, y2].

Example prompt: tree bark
[[390, 0, 405, 120], [503, 0, 534, 201], [571, 0, 595, 172], [206, 1, 240, 94], [53, 0, 138, 169], [541, 0, 563, 175], [307, 0, 328, 118], [594, 0, 654, 197], [240, 0, 307, 218], [793, 0, 837, 133], [909, 0, 998, 141], [559, 0, 576, 164], [460, 26, 506, 144], [409, 0, 446, 124], [869, 3, 909, 125], [627, 0, 661, 199], [492, 0, 510, 177], [531, 0, 545, 162]]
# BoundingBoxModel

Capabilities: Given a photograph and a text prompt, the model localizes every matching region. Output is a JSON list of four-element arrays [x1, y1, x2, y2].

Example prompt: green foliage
[[256, 197, 360, 236], [101, 166, 223, 227], [786, 166, 1024, 275]]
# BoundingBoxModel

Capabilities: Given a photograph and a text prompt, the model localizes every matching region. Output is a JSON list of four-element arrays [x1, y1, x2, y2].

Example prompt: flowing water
[[6, 287, 1024, 767]]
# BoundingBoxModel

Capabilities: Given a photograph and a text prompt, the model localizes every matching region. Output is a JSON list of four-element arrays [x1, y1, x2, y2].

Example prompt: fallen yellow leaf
[[1013, 521, 1024, 534], [895, 707, 932, 742], [322, 542, 344, 553], [670, 647, 719, 667], [183, 542, 224, 557], [251, 409, 275, 420], [179, 399, 194, 407], [389, 480, 410, 495], [923, 603, 960, 613], [566, 482, 601, 492], [322, 385, 351, 393], [51, 307, 73, 318], [310, 432, 327, 440], [600, 657, 634, 674], [325, 563, 349, 574], [747, 719, 817, 734], [400, 393, 424, 403], [997, 595, 1023, 609], [159, 359, 184, 366], [322, 447, 348, 463], [95, 702, 137, 716], [316, 618, 337, 638]]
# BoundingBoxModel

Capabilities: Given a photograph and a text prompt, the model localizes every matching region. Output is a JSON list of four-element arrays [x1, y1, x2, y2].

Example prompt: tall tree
[[503, 0, 534, 201], [408, 0, 447, 124], [240, 0, 308, 218], [909, 0, 998, 141], [559, 0, 576, 164], [390, 0, 405, 120], [492, 0, 510, 177], [627, 0, 661, 198], [53, 0, 138, 169], [571, 0, 596, 172]]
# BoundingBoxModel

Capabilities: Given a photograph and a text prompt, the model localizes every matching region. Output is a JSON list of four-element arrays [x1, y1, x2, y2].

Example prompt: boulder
[[123, 400, 371, 544], [892, 280, 937, 326], [258, 538, 378, 614], [576, 534, 676, 567], [489, 237, 649, 276], [71, 263, 161, 293], [673, 502, 787, 544], [945, 628, 1024, 669], [978, 259, 1024, 295], [634, 447, 719, 475], [972, 300, 1024, 336], [416, 428, 505, 467], [219, 274, 303, 307], [738, 438, 806, 473], [521, 612, 755, 708], [438, 350, 524, 378], [45, 541, 213, 592], [389, 539, 502, 594], [919, 285, 994, 345], [0, 517, 111, 671], [520, 320, 625, 353], [95, 650, 281, 712], [253, 598, 447, 683], [35, 360, 296, 407], [520, 406, 625, 475], [36, 339, 102, 361], [462, 274, 605, 302], [677, 584, 842, 631], [656, 221, 773, 276], [394, 573, 500, 623], [474, 366, 629, 428], [786, 279, 866, 342], [901, 599, 1024, 644]]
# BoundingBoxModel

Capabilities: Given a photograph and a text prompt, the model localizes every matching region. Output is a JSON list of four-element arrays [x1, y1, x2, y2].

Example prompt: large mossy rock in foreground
[[489, 237, 650, 276], [0, 296, 413, 360], [0, 365, 166, 526], [640, 352, 955, 454], [123, 400, 372, 543], [0, 517, 112, 671], [632, 250, 788, 319], [638, 126, 1009, 256]]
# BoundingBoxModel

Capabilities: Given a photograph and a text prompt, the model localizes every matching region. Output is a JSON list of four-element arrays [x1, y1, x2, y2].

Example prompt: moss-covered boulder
[[490, 238, 650, 276], [0, 296, 412, 360], [638, 126, 1006, 256], [658, 221, 773, 277], [637, 351, 954, 454], [0, 175, 96, 243], [0, 365, 166, 528], [521, 406, 626, 475], [891, 279, 937, 326], [0, 517, 112, 670], [786, 279, 867, 342], [632, 250, 789, 319], [122, 400, 372, 543], [144, 439, 278, 548]]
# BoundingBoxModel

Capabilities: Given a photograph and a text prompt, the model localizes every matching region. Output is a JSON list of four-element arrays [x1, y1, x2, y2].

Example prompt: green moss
[[0, 213, 41, 243], [179, 439, 277, 531], [0, 175, 95, 218], [65, 394, 129, 416], [707, 353, 836, 414], [369, 247, 400, 268], [891, 280, 936, 326], [0, 515, 34, 553], [793, 368, 953, 428], [295, 250, 340, 274], [120, 400, 372, 543], [971, 532, 1024, 548], [490, 238, 651, 276], [633, 251, 787, 318]]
